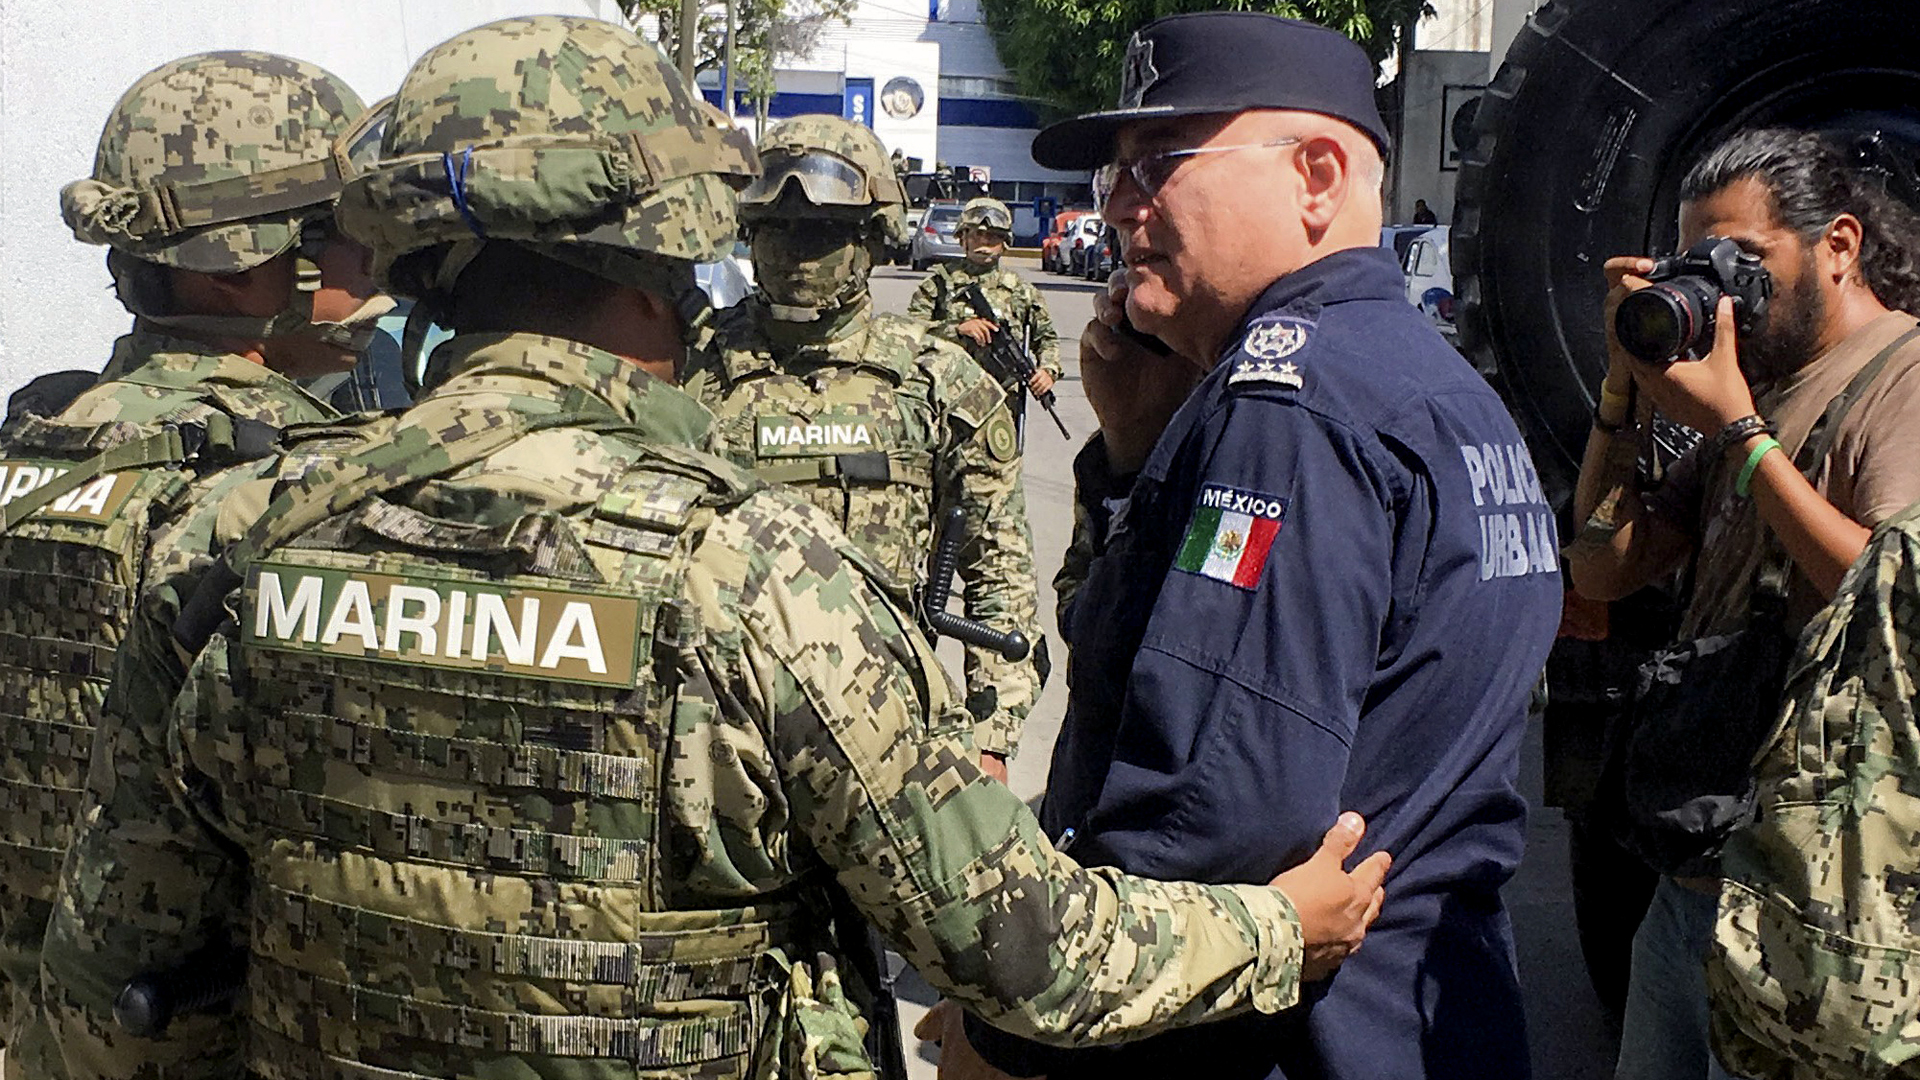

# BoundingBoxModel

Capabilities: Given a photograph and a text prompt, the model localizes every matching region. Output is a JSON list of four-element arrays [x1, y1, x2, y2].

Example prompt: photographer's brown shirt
[[1648, 310, 1920, 639]]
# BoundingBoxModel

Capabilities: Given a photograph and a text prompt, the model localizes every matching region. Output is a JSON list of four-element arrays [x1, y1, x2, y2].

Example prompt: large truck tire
[[1454, 0, 1920, 503]]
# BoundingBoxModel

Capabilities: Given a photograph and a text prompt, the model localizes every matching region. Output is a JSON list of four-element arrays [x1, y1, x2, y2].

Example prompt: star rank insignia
[[1228, 316, 1311, 390]]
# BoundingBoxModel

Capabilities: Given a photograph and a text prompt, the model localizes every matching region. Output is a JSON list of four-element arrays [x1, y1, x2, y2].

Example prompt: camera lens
[[1615, 288, 1689, 363], [1614, 277, 1717, 363]]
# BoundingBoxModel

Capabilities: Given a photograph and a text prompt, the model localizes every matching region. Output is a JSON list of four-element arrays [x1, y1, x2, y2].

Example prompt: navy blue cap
[[1031, 12, 1390, 171]]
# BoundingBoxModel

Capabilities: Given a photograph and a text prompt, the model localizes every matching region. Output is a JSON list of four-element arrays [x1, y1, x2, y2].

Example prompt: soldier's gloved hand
[[956, 318, 999, 346], [1270, 812, 1391, 982], [915, 999, 1044, 1080]]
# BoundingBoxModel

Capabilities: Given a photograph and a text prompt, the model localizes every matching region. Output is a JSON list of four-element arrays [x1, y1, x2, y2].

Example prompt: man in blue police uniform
[[916, 12, 1563, 1079]]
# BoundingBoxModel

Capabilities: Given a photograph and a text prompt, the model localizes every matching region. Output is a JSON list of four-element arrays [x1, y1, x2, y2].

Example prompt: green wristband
[[1735, 437, 1782, 498]]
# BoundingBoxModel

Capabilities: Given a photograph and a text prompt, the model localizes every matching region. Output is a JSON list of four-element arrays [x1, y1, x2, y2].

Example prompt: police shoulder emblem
[[1229, 316, 1313, 391]]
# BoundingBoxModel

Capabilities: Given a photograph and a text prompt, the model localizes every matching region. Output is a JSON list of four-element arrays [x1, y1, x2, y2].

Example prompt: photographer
[[1567, 128, 1920, 1080]]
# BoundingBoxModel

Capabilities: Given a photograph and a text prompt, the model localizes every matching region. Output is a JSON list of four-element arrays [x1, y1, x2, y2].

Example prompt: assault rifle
[[961, 283, 1070, 441]]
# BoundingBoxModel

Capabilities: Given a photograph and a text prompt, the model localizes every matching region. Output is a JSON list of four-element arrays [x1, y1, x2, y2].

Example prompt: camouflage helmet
[[740, 115, 909, 248], [336, 16, 759, 300], [958, 196, 1014, 238], [60, 52, 367, 273]]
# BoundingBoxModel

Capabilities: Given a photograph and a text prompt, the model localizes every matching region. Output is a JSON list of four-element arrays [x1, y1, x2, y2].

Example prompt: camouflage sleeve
[[906, 270, 955, 333], [702, 491, 1304, 1045], [928, 345, 1045, 758], [40, 598, 249, 1079], [1020, 281, 1062, 379], [1053, 487, 1100, 630]]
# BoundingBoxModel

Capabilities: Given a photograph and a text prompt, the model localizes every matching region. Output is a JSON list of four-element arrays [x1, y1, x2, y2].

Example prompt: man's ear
[[1822, 212, 1866, 286], [1297, 137, 1353, 238]]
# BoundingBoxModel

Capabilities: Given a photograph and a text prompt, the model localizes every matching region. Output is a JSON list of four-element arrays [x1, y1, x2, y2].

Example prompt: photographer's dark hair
[[1681, 128, 1920, 313]]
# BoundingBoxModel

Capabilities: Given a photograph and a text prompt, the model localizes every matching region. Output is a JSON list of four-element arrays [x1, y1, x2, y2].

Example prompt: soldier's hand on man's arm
[[917, 1000, 1044, 1080], [1270, 812, 1391, 981], [1082, 279, 1204, 473]]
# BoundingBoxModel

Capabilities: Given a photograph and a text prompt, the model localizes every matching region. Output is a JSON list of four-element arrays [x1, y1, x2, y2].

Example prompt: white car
[[696, 240, 756, 309], [1400, 225, 1456, 342]]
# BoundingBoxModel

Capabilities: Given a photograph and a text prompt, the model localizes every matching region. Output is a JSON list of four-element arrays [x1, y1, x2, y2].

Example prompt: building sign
[[881, 77, 924, 120], [844, 77, 874, 128]]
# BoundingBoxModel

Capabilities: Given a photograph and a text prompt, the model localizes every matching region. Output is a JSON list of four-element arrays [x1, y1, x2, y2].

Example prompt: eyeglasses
[[1093, 137, 1303, 210]]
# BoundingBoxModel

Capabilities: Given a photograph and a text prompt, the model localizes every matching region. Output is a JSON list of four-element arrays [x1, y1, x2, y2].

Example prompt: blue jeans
[[1614, 876, 1741, 1080]]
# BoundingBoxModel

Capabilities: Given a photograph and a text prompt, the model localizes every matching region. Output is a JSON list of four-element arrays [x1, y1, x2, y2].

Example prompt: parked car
[[1064, 215, 1106, 276], [695, 239, 756, 309], [910, 201, 964, 270], [1401, 225, 1456, 343], [1040, 209, 1087, 273], [1380, 223, 1433, 265], [896, 206, 930, 265], [1084, 225, 1118, 281]]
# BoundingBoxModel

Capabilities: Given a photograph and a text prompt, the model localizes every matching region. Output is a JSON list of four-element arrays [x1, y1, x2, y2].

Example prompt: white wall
[[0, 0, 609, 399], [1389, 49, 1489, 223]]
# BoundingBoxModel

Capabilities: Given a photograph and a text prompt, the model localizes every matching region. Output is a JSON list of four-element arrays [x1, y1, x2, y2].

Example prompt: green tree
[[979, 0, 1432, 119], [621, 0, 855, 121]]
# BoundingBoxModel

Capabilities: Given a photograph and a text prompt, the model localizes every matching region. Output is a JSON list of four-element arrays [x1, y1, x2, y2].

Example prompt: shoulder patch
[[983, 410, 1019, 463], [1174, 484, 1288, 589], [1227, 316, 1313, 391]]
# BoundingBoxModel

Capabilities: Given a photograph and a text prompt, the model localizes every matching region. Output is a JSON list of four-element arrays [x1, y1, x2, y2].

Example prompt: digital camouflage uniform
[[1708, 500, 1920, 1080], [682, 116, 1044, 758], [905, 200, 1064, 401], [41, 18, 1312, 1080], [0, 51, 371, 1079]]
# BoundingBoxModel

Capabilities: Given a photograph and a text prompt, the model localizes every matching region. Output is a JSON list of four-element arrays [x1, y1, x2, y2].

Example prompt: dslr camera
[[1613, 236, 1773, 364]]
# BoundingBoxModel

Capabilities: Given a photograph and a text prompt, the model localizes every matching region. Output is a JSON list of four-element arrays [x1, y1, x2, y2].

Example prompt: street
[[866, 259, 1616, 1080]]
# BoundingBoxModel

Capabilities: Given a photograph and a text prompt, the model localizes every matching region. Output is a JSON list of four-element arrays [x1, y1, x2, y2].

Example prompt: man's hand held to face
[[1083, 275, 1205, 473]]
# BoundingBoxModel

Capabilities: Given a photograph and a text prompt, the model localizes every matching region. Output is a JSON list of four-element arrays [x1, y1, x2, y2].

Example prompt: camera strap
[[1748, 322, 1920, 609]]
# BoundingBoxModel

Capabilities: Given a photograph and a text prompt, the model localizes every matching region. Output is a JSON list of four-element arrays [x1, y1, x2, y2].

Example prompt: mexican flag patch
[[1174, 485, 1287, 589]]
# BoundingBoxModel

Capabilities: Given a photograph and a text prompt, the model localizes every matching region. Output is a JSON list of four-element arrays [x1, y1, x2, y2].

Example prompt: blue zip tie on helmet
[[442, 146, 487, 238]]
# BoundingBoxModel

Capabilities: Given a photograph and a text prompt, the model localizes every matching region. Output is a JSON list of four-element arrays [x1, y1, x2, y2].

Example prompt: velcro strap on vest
[[249, 964, 756, 1066], [261, 885, 796, 995], [257, 788, 651, 882], [753, 452, 934, 489], [0, 775, 84, 854], [261, 711, 655, 798]]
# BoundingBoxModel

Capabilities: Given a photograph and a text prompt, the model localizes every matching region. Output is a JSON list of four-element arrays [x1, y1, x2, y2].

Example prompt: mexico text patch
[[1174, 485, 1287, 589]]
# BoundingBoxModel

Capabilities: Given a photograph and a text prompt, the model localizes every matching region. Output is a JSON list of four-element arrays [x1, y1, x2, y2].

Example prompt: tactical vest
[[705, 313, 956, 589], [0, 407, 278, 987], [191, 423, 865, 1079]]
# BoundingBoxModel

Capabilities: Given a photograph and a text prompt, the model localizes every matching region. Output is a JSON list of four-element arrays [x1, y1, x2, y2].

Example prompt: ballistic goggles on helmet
[[960, 204, 1014, 234], [742, 149, 873, 208]]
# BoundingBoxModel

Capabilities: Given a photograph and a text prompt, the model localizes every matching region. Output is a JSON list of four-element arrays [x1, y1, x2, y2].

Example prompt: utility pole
[[723, 0, 736, 118], [677, 0, 699, 88]]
